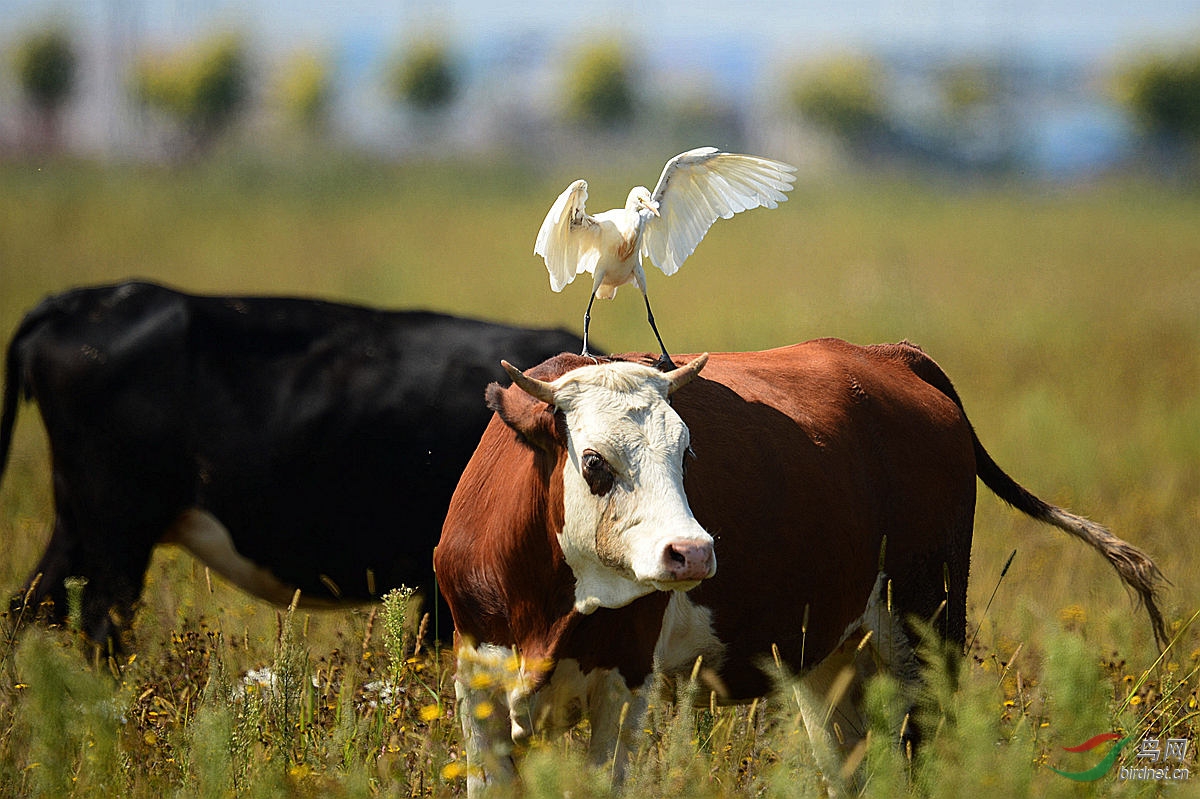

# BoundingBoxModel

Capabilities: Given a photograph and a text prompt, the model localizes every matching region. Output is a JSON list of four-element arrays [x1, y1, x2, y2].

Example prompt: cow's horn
[[502, 360, 557, 405], [665, 353, 709, 394]]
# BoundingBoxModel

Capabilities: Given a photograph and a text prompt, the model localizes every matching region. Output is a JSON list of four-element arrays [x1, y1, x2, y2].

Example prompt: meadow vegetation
[[0, 155, 1197, 796]]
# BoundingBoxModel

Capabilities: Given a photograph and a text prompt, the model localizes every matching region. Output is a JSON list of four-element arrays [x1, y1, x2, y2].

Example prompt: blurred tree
[[276, 50, 333, 133], [932, 59, 1014, 169], [133, 33, 249, 157], [13, 27, 77, 152], [563, 40, 636, 127], [789, 53, 886, 146], [939, 61, 1002, 116], [662, 93, 741, 153], [388, 39, 457, 113], [1118, 48, 1200, 143]]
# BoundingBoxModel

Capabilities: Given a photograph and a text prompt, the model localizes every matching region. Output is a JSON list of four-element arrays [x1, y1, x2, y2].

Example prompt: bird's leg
[[582, 289, 598, 357], [642, 293, 675, 370], [632, 263, 674, 369]]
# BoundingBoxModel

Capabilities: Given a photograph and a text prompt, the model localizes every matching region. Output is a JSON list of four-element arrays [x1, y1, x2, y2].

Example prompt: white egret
[[534, 146, 797, 365]]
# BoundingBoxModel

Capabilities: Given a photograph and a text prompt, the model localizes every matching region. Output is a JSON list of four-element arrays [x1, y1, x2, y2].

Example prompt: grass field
[[0, 155, 1197, 797]]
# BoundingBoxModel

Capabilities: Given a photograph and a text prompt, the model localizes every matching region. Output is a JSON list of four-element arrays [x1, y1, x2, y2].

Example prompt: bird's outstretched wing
[[641, 147, 797, 276], [534, 179, 603, 292]]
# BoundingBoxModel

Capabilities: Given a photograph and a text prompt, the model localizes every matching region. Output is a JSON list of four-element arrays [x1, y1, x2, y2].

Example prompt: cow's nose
[[662, 539, 715, 582]]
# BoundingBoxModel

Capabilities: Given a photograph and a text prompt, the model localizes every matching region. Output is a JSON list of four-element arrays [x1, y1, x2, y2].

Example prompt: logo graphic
[[1050, 732, 1134, 782], [1052, 730, 1193, 783]]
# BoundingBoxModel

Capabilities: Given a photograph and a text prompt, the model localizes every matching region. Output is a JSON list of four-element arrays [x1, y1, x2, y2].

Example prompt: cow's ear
[[486, 382, 560, 451]]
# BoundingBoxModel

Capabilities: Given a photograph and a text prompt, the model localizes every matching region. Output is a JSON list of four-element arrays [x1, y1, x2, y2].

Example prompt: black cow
[[1, 281, 585, 649]]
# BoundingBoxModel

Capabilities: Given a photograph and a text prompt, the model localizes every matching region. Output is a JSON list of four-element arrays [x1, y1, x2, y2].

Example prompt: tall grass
[[0, 157, 1197, 795]]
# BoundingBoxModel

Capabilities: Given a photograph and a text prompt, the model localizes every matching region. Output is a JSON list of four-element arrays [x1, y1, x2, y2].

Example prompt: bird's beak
[[645, 200, 661, 217]]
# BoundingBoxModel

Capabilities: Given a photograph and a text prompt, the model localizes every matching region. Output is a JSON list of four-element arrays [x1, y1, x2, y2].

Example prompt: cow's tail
[[1, 297, 58, 490], [0, 323, 26, 489], [896, 342, 1170, 650], [970, 431, 1169, 650]]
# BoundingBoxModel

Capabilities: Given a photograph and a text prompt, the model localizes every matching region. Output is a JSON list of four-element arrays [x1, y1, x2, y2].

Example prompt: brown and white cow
[[434, 340, 1167, 793]]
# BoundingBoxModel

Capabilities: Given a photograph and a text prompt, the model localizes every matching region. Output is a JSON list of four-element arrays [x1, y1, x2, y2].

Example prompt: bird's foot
[[651, 352, 677, 371]]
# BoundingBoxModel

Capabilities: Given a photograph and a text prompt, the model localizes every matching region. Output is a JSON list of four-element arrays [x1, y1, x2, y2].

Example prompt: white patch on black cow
[[163, 508, 340, 607]]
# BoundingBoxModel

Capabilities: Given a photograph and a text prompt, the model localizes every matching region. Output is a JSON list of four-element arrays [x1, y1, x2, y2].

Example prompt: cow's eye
[[581, 449, 615, 496]]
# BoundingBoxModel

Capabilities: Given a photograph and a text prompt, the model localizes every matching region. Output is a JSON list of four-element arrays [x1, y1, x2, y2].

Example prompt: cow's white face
[[504, 357, 716, 614]]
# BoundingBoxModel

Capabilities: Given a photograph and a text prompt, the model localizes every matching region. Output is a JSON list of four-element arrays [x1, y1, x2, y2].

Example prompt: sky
[[4, 0, 1199, 169], [7, 0, 1200, 63]]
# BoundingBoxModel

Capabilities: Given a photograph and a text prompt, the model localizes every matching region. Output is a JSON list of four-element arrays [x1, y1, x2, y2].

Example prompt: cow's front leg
[[585, 668, 648, 786], [454, 644, 517, 796]]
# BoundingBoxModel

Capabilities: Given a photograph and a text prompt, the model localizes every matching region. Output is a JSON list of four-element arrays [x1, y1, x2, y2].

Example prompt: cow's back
[[666, 340, 977, 699]]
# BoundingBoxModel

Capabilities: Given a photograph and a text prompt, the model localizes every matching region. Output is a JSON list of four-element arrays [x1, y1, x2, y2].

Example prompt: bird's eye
[[581, 449, 615, 496]]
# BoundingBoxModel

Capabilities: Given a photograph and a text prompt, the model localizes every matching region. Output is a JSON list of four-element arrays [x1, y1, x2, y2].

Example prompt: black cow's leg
[[13, 481, 160, 654], [16, 534, 153, 653], [78, 536, 156, 651], [11, 518, 73, 623]]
